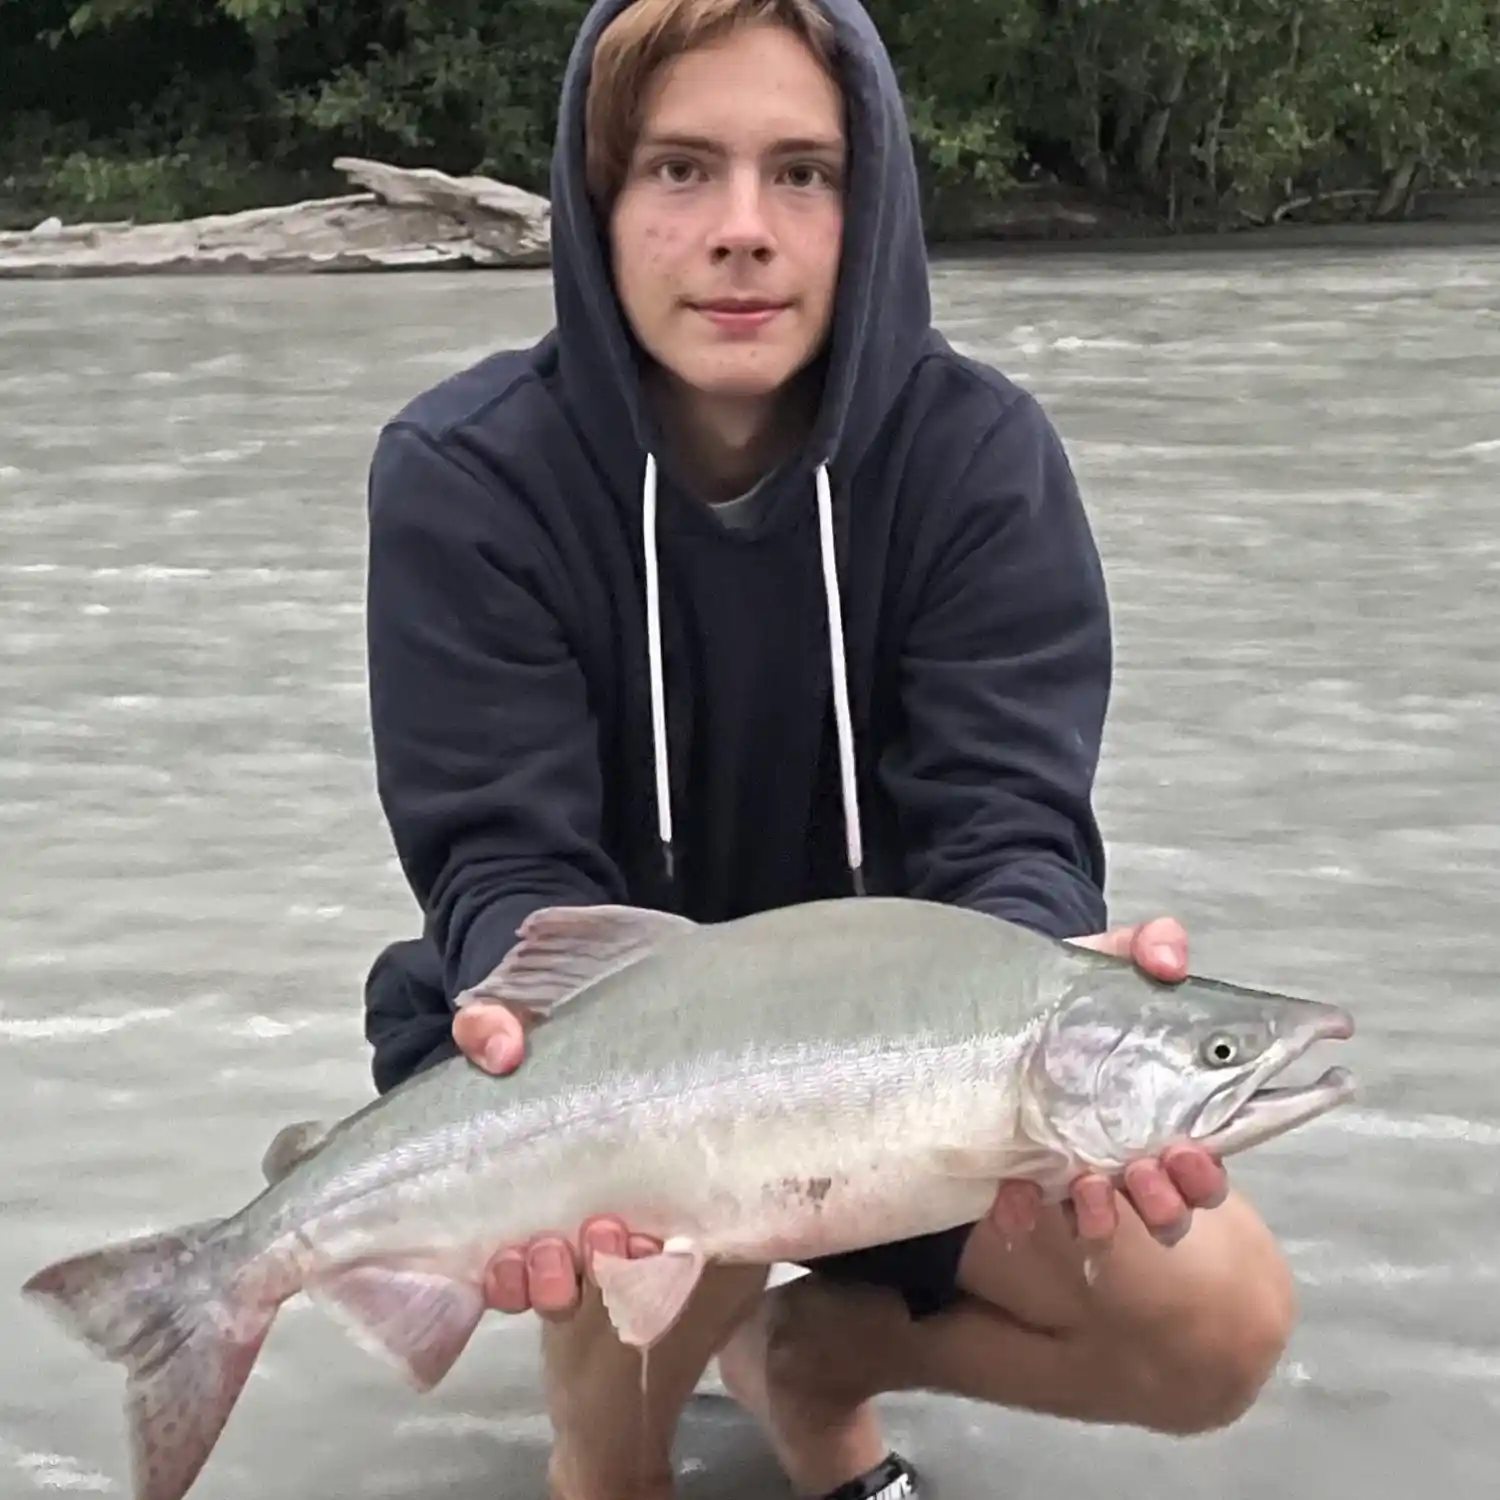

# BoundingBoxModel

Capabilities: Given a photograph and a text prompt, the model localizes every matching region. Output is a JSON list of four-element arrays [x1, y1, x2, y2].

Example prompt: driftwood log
[[0, 157, 552, 279]]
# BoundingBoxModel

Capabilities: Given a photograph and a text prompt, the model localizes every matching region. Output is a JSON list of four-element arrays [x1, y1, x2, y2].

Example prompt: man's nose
[[710, 169, 774, 260]]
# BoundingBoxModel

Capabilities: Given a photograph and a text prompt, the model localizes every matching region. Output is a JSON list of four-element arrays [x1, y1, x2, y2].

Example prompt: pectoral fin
[[459, 905, 700, 1017], [590, 1238, 706, 1349], [305, 1259, 485, 1391]]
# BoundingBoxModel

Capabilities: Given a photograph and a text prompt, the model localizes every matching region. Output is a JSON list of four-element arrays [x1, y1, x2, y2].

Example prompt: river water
[[2, 243, 1497, 1499]]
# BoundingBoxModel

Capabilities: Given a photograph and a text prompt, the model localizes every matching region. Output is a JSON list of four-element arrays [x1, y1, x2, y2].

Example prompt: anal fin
[[591, 1237, 706, 1350], [306, 1259, 485, 1391]]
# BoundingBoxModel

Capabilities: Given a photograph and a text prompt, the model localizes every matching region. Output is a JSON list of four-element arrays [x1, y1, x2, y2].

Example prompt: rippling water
[[3, 244, 1498, 1498]]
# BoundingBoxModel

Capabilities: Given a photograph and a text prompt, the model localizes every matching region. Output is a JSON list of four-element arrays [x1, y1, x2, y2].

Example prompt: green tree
[[3, 0, 1496, 231]]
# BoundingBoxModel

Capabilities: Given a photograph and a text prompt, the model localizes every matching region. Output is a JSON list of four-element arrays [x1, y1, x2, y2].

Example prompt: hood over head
[[548, 0, 932, 497], [545, 0, 934, 900]]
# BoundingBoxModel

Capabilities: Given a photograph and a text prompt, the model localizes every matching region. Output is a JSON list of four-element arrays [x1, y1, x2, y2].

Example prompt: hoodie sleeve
[[880, 393, 1111, 939], [365, 420, 623, 1001]]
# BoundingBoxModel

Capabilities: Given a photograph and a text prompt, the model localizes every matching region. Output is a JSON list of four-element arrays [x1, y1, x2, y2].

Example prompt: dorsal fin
[[458, 904, 699, 1018]]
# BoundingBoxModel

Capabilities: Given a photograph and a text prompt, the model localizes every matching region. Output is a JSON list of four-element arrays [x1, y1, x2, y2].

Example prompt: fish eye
[[1201, 1032, 1241, 1067]]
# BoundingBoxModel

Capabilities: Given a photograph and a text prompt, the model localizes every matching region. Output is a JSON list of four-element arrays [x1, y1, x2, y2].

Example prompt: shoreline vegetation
[[3, 0, 1498, 273]]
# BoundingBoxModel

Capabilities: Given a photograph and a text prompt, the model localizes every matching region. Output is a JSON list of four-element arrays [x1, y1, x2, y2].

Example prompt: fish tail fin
[[22, 1219, 282, 1500]]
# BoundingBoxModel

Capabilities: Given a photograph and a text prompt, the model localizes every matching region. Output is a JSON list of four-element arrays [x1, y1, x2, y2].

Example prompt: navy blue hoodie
[[362, 0, 1112, 1094]]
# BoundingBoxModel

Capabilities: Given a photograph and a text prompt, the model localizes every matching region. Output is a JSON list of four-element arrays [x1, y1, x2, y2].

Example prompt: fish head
[[1019, 962, 1355, 1172]]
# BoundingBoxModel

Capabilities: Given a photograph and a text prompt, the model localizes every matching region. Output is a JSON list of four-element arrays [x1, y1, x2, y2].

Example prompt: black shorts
[[800, 1224, 977, 1320]]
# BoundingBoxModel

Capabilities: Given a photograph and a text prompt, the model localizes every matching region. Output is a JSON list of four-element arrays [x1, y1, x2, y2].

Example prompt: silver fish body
[[21, 896, 1355, 1500], [258, 898, 1075, 1271]]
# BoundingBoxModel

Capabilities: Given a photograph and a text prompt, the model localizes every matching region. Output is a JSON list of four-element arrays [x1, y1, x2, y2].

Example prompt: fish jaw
[[1192, 1064, 1356, 1157], [1187, 1001, 1356, 1155]]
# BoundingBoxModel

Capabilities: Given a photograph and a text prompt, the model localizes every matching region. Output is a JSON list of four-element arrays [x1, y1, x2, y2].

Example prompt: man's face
[[608, 21, 845, 414]]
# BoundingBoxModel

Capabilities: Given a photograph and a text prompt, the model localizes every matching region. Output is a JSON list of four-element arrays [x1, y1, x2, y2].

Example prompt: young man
[[361, 2, 1294, 1497]]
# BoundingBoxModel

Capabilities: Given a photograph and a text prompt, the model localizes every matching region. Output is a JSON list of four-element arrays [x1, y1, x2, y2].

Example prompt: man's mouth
[[692, 298, 788, 312], [689, 299, 790, 330]]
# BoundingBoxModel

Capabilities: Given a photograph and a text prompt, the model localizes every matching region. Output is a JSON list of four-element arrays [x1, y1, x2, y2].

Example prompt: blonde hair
[[585, 0, 839, 209]]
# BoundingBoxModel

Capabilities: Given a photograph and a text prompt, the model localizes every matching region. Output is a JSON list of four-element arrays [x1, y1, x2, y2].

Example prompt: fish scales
[[256, 899, 1064, 1265]]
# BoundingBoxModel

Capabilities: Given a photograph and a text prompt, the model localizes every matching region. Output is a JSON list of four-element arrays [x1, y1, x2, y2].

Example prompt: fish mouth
[[1194, 1065, 1356, 1156], [1189, 1004, 1355, 1156]]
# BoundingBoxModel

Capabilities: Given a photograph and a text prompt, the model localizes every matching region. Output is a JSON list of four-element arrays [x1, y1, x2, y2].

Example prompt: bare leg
[[544, 1262, 769, 1500], [719, 1191, 1296, 1495]]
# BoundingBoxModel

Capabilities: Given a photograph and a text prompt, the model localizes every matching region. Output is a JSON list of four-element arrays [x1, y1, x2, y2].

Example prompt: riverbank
[[0, 158, 551, 279], [924, 176, 1500, 247], [932, 185, 1500, 259], [4, 157, 1499, 279]]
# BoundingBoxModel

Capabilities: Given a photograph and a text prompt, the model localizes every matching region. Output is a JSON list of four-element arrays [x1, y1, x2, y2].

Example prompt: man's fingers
[[526, 1236, 583, 1318], [1067, 927, 1135, 960], [1067, 918, 1190, 984], [452, 1002, 527, 1075], [484, 1249, 531, 1314], [579, 1216, 628, 1283], [1122, 1159, 1192, 1244], [1161, 1143, 1228, 1210], [990, 1179, 1042, 1239], [1068, 1173, 1119, 1241], [1129, 916, 1189, 983], [577, 1216, 664, 1282], [481, 1217, 659, 1320]]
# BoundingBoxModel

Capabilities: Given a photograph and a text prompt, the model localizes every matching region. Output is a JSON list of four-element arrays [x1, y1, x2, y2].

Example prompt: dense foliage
[[3, 0, 1497, 231]]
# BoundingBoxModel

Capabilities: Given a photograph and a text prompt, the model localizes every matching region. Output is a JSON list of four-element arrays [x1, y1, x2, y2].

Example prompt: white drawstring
[[639, 455, 865, 894], [642, 453, 674, 877], [814, 463, 865, 890]]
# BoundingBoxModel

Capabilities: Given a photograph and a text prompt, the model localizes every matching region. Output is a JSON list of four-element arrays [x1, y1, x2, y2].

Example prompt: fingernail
[[591, 1228, 625, 1261], [1151, 943, 1180, 970], [482, 1037, 514, 1073], [1199, 1185, 1229, 1211], [534, 1243, 569, 1277], [1078, 1179, 1114, 1215], [490, 1259, 525, 1308], [1154, 1216, 1191, 1248]]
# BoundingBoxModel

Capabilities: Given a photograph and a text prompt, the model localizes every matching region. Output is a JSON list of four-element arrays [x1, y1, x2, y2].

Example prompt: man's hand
[[452, 998, 664, 1316], [481, 1213, 661, 1317], [988, 915, 1230, 1249], [452, 994, 532, 1077]]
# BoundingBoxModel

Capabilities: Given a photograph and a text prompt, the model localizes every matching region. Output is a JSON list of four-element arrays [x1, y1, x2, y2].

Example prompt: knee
[[1127, 1242, 1297, 1435], [753, 1275, 909, 1407]]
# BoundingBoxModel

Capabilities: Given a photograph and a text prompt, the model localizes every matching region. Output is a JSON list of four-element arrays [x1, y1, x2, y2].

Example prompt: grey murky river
[[3, 243, 1498, 1499]]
